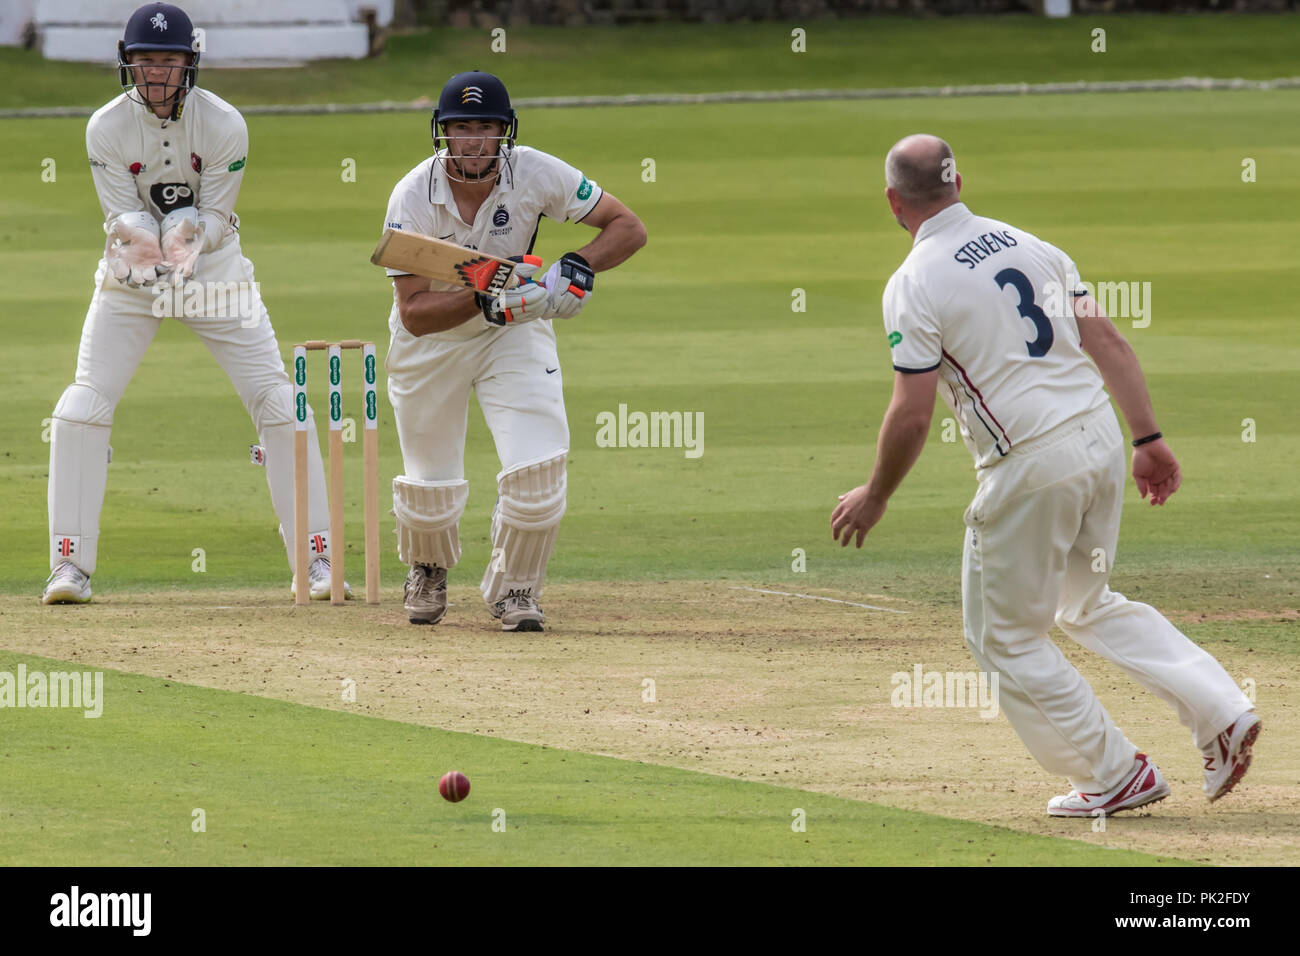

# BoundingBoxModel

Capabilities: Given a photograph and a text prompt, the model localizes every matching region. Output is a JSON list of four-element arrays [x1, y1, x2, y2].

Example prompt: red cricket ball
[[439, 770, 470, 803]]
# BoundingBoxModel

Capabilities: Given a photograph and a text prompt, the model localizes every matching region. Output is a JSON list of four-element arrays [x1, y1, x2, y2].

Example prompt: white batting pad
[[480, 451, 567, 605], [47, 384, 115, 575], [393, 475, 469, 569]]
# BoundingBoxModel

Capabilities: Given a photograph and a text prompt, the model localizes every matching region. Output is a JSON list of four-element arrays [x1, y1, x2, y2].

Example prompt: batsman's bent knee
[[393, 475, 468, 570]]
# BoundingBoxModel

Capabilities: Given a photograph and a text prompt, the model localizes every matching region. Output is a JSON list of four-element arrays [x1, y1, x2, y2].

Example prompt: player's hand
[[831, 484, 888, 548], [478, 255, 547, 326], [540, 252, 595, 319], [1132, 438, 1180, 506], [159, 208, 206, 282], [105, 212, 165, 287]]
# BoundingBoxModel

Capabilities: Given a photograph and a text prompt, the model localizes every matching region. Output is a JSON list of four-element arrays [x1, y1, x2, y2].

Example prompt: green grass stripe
[[0, 652, 1185, 866]]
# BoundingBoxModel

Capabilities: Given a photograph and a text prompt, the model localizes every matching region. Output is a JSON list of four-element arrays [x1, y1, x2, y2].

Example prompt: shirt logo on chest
[[488, 203, 512, 237], [150, 182, 195, 214]]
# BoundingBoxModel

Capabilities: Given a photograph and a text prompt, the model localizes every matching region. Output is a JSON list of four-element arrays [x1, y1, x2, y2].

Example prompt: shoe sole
[[407, 609, 446, 625], [1048, 783, 1170, 818], [1208, 719, 1260, 802], [41, 593, 91, 605], [502, 619, 544, 632]]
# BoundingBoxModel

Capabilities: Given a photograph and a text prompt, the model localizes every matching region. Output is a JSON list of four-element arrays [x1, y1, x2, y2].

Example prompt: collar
[[913, 201, 972, 245], [136, 93, 186, 129]]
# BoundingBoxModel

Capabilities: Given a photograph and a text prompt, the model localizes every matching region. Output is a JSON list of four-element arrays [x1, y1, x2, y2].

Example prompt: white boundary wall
[[27, 0, 373, 62]]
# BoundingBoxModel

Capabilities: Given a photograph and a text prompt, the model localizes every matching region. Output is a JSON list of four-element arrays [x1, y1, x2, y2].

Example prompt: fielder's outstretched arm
[[832, 369, 939, 548], [1074, 294, 1159, 439], [1074, 294, 1181, 505]]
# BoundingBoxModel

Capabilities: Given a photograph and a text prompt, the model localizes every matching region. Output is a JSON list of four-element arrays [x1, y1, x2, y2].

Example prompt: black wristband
[[1132, 431, 1163, 447], [475, 292, 504, 326]]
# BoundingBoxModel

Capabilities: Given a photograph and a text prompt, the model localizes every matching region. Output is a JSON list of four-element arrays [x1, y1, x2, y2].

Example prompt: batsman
[[43, 3, 345, 604], [381, 71, 646, 630]]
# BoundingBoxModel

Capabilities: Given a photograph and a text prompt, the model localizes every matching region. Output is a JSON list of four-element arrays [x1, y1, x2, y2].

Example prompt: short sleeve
[[530, 150, 602, 224], [883, 272, 942, 373], [1042, 240, 1086, 297], [1038, 239, 1087, 328], [382, 171, 437, 277]]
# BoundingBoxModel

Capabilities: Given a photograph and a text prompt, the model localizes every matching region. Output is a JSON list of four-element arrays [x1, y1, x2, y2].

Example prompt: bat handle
[[508, 254, 544, 289]]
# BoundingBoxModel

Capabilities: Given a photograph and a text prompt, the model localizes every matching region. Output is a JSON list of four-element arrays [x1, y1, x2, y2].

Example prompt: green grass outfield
[[0, 18, 1295, 866], [0, 652, 1180, 866], [3, 90, 1296, 605]]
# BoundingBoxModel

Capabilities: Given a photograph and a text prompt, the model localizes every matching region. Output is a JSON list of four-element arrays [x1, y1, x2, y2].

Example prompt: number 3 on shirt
[[995, 267, 1054, 358]]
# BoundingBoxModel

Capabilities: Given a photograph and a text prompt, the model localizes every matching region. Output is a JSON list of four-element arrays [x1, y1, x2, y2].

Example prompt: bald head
[[885, 134, 958, 207]]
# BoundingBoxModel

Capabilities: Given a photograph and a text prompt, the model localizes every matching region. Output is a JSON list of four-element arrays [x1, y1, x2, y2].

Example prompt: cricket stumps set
[[293, 340, 380, 605]]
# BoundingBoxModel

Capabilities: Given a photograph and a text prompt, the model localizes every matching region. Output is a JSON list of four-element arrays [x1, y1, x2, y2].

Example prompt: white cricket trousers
[[961, 403, 1252, 792], [47, 243, 329, 576], [385, 319, 569, 479]]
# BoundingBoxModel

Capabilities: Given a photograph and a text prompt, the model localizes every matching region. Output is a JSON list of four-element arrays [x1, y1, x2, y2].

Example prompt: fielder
[[831, 134, 1259, 816], [382, 71, 646, 630], [42, 2, 346, 605]]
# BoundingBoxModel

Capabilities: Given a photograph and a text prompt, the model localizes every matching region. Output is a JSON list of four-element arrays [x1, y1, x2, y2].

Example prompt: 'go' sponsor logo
[[295, 391, 307, 422], [295, 355, 306, 385]]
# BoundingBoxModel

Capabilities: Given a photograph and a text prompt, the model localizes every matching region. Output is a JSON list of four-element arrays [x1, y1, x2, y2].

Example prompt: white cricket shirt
[[883, 202, 1109, 469], [382, 146, 603, 340], [86, 86, 247, 249]]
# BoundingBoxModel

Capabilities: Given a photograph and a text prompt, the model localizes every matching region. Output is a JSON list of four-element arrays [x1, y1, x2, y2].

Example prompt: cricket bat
[[370, 228, 521, 296]]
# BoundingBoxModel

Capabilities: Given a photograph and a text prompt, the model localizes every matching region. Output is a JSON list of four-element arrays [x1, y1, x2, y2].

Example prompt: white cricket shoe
[[404, 564, 447, 625], [1047, 752, 1170, 817], [491, 592, 544, 632], [41, 562, 92, 605], [1202, 711, 1261, 802], [291, 557, 353, 601]]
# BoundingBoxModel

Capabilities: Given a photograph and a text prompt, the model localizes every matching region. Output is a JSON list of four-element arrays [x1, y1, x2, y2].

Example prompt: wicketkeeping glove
[[104, 211, 165, 288], [477, 255, 547, 326], [540, 252, 594, 319], [159, 207, 207, 282]]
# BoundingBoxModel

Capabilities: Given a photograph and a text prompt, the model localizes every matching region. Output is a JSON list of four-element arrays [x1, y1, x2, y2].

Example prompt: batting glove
[[540, 252, 594, 319], [159, 207, 207, 282], [105, 211, 165, 288], [477, 255, 547, 326]]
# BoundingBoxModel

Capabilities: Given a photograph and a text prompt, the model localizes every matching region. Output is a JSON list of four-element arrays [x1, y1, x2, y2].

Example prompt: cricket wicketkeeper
[[43, 2, 347, 604]]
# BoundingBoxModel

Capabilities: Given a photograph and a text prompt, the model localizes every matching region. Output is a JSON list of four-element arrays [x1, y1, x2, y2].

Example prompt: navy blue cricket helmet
[[117, 3, 200, 119], [432, 71, 516, 129], [431, 71, 518, 184]]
